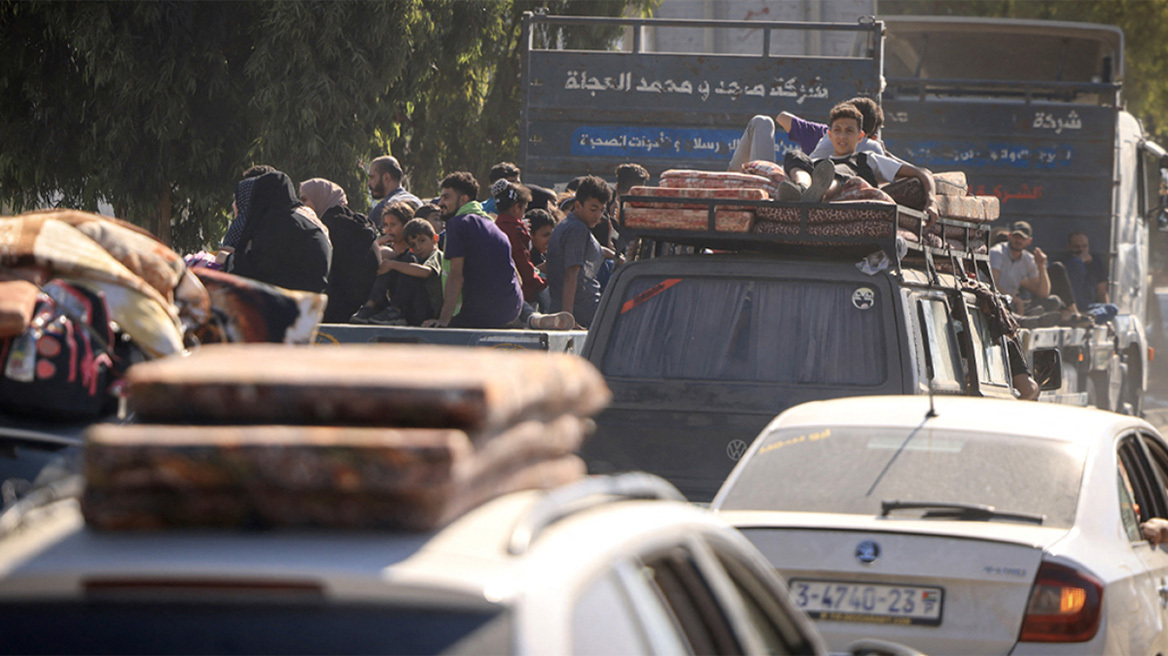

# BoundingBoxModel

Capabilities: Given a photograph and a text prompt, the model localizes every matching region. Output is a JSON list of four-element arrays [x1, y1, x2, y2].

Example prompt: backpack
[[0, 280, 120, 421]]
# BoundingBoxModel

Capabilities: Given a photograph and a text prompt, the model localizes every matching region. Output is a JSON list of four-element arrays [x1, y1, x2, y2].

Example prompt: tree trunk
[[152, 184, 172, 246]]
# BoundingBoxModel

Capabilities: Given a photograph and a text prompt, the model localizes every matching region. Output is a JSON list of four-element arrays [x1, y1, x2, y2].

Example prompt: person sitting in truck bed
[[776, 103, 940, 226], [423, 171, 523, 329], [1054, 231, 1109, 309], [371, 218, 444, 326], [990, 221, 1050, 309]]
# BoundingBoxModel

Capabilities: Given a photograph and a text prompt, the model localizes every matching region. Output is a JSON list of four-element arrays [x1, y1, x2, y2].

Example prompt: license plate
[[788, 579, 944, 626]]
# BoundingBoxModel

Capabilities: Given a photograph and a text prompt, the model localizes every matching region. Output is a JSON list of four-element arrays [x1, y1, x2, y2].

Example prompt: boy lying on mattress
[[732, 102, 940, 228]]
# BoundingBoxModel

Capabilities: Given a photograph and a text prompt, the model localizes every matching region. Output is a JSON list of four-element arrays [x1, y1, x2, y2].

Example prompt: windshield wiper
[[881, 500, 1046, 525]]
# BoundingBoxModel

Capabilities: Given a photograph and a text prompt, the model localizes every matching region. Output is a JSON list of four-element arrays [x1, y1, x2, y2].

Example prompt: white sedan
[[712, 395, 1168, 655]]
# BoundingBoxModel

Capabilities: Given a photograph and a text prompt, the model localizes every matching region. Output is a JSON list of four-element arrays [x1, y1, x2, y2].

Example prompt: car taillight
[[1018, 561, 1103, 643]]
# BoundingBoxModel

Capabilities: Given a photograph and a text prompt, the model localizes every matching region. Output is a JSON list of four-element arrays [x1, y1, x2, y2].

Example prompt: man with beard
[[990, 220, 1050, 312], [422, 171, 522, 329], [366, 156, 421, 227]]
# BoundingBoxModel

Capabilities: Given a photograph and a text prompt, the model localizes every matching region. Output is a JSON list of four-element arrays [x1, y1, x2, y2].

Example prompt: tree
[[0, 0, 654, 252], [877, 0, 1168, 143]]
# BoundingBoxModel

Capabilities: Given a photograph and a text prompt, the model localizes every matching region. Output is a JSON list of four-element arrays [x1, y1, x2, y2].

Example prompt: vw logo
[[726, 439, 748, 461], [855, 540, 880, 565]]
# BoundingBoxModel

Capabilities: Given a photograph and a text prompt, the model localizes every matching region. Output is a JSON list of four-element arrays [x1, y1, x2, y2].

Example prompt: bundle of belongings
[[82, 344, 611, 531], [0, 210, 326, 423], [622, 161, 998, 252]]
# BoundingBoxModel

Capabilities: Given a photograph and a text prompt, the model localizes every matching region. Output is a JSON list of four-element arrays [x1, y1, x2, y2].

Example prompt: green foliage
[[878, 0, 1168, 144], [0, 0, 654, 252]]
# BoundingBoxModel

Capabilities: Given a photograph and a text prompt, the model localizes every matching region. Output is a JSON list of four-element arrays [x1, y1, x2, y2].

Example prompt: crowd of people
[[200, 156, 650, 331]]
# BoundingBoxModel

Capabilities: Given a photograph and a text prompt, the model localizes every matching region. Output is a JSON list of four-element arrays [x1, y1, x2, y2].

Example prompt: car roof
[[0, 485, 731, 607], [767, 395, 1152, 445]]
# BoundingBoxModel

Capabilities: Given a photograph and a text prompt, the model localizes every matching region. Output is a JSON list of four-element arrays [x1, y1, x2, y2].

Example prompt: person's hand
[[1143, 518, 1168, 546], [421, 318, 448, 328], [1033, 247, 1047, 268], [377, 260, 396, 275], [923, 201, 939, 229]]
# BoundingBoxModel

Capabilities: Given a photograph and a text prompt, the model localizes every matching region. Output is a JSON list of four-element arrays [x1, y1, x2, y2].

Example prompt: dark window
[[603, 276, 887, 385], [641, 547, 742, 655], [708, 548, 818, 656], [0, 602, 509, 655]]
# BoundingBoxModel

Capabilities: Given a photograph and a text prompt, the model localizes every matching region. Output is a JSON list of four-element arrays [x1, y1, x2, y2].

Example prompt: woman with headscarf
[[299, 178, 379, 322], [221, 168, 332, 295]]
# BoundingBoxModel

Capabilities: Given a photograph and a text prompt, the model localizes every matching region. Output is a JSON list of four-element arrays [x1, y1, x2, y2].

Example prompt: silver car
[[714, 395, 1168, 654]]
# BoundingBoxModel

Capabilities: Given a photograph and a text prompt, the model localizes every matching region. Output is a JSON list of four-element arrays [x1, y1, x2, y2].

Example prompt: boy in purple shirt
[[728, 97, 892, 171]]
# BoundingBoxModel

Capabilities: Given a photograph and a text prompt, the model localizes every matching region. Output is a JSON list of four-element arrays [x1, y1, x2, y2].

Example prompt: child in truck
[[373, 218, 444, 326], [779, 103, 940, 227]]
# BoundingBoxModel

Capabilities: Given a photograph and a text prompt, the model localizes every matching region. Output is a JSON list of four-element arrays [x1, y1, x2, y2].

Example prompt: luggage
[[84, 344, 610, 531], [0, 280, 38, 338], [0, 280, 120, 421], [622, 207, 755, 232], [660, 169, 778, 196], [125, 344, 609, 430]]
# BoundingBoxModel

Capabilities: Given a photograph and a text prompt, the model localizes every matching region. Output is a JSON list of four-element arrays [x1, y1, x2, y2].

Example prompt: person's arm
[[562, 265, 580, 317], [1143, 517, 1168, 546], [1019, 248, 1051, 298], [424, 256, 463, 327], [775, 111, 797, 133], [894, 162, 939, 227], [379, 259, 435, 278]]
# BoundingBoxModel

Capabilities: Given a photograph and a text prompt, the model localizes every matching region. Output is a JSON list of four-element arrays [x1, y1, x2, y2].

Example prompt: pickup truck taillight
[[1018, 561, 1103, 643]]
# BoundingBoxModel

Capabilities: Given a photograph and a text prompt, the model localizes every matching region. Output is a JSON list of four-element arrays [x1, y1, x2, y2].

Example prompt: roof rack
[[507, 473, 685, 555], [618, 194, 991, 285]]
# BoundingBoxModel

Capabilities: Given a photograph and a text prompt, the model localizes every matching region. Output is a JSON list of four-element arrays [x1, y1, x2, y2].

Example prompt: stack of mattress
[[622, 169, 779, 232], [82, 344, 610, 531]]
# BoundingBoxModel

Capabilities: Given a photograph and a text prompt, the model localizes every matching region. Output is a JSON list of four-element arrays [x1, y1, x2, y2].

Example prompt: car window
[[639, 546, 742, 655], [717, 425, 1086, 527], [1118, 434, 1168, 522], [917, 297, 962, 389], [1135, 432, 1168, 518], [602, 276, 887, 385], [1118, 459, 1145, 542], [572, 571, 651, 655], [0, 602, 510, 655], [966, 307, 1011, 387], [706, 546, 819, 656]]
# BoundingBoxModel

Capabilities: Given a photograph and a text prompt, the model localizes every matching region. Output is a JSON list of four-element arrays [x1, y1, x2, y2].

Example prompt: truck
[[520, 13, 1168, 501]]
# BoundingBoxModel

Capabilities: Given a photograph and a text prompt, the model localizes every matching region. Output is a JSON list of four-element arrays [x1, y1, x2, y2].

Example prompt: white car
[[0, 472, 828, 655], [712, 395, 1168, 655]]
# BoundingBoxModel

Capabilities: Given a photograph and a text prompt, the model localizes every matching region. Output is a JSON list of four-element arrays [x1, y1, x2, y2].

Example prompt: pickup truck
[[579, 196, 1056, 502]]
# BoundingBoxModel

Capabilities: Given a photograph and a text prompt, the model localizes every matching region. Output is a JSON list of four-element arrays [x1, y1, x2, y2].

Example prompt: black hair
[[242, 164, 276, 180], [525, 208, 558, 233], [489, 162, 521, 183], [403, 217, 436, 241], [440, 171, 479, 200], [574, 175, 613, 206]]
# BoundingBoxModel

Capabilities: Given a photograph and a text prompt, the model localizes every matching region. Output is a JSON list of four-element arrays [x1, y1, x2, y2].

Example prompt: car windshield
[[0, 602, 509, 655], [718, 425, 1086, 528], [602, 276, 888, 385]]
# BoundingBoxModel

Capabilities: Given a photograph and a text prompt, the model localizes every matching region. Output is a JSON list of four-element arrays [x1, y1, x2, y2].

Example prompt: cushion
[[622, 206, 754, 233]]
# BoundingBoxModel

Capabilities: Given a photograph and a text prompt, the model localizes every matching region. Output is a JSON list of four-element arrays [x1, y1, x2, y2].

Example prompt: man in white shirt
[[990, 220, 1050, 310]]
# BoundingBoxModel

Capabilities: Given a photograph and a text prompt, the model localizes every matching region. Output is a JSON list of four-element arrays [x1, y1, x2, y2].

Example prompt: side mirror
[[1032, 348, 1063, 391]]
